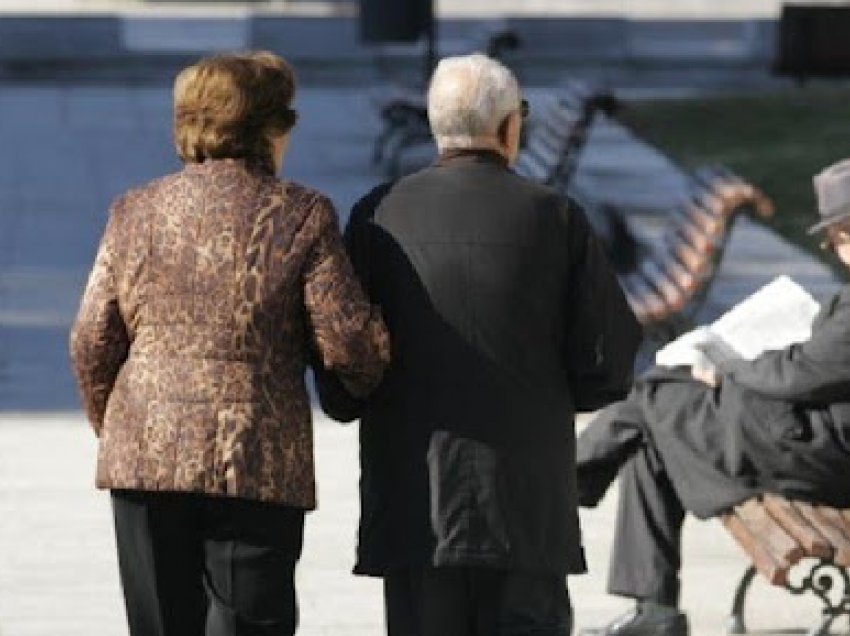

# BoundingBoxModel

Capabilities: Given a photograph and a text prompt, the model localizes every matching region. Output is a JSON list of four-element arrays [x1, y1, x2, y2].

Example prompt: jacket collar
[[184, 157, 274, 177], [434, 148, 510, 169]]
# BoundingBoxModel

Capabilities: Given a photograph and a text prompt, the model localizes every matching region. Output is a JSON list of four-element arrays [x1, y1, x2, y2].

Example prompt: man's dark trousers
[[576, 400, 684, 606], [606, 446, 685, 606], [111, 490, 304, 636], [384, 566, 572, 636]]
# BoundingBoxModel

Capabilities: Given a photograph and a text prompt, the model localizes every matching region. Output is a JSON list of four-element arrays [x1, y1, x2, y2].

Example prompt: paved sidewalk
[[0, 413, 830, 636]]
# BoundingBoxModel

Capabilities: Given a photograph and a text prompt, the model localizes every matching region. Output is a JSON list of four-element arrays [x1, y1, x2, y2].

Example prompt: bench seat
[[721, 494, 850, 634]]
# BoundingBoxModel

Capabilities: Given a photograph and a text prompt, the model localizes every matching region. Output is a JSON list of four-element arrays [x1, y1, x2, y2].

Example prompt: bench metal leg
[[727, 565, 757, 635], [372, 124, 396, 166], [386, 128, 431, 179], [786, 559, 850, 636], [806, 613, 836, 636]]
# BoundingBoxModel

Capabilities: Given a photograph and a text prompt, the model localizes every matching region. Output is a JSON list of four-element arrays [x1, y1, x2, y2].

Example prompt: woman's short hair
[[173, 51, 297, 174], [427, 53, 520, 152]]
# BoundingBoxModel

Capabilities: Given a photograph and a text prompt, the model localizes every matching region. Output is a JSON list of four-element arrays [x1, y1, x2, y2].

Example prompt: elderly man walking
[[318, 54, 641, 636]]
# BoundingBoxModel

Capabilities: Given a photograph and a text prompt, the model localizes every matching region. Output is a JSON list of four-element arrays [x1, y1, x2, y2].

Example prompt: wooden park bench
[[598, 167, 774, 341], [370, 90, 430, 178], [513, 85, 619, 187], [721, 494, 850, 635], [373, 76, 775, 347], [511, 84, 774, 344]]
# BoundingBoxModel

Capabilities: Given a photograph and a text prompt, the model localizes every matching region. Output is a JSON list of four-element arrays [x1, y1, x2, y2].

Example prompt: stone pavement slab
[[0, 413, 830, 636]]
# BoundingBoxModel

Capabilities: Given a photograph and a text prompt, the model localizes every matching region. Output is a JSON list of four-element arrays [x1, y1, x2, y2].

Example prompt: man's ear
[[497, 116, 510, 145]]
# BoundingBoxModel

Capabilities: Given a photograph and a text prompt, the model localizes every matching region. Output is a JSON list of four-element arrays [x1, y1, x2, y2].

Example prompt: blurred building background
[[0, 0, 843, 89]]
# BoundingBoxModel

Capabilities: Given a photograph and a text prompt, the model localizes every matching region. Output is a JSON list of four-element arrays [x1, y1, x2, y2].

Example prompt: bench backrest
[[514, 86, 619, 188]]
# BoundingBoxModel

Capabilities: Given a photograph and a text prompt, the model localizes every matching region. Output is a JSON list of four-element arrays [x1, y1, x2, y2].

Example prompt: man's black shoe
[[579, 607, 689, 636]]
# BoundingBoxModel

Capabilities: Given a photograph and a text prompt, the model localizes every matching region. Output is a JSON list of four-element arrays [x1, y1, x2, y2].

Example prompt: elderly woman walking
[[69, 52, 389, 636]]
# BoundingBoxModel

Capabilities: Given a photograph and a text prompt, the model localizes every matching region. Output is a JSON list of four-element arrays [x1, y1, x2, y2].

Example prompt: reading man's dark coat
[[317, 150, 641, 577], [581, 285, 850, 521]]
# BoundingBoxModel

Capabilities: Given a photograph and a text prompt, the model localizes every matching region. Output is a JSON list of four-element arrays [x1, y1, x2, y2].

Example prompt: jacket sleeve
[[718, 290, 850, 403], [561, 200, 643, 412], [69, 199, 131, 434], [312, 185, 392, 421], [304, 194, 390, 400]]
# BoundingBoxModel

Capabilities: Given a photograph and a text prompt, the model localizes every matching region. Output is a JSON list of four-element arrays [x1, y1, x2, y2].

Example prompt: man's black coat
[[316, 151, 641, 577], [581, 285, 850, 520]]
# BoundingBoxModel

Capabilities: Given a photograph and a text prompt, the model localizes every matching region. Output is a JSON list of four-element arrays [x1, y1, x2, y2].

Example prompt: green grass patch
[[619, 86, 850, 259]]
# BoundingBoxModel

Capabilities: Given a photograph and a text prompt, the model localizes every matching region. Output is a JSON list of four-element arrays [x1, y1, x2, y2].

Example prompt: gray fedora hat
[[808, 158, 850, 234]]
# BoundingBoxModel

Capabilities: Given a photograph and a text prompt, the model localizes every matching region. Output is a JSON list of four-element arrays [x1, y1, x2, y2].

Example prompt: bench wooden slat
[[532, 124, 568, 155], [703, 178, 746, 206], [539, 107, 576, 139], [763, 494, 832, 559], [638, 260, 687, 312], [694, 167, 775, 219], [691, 190, 728, 219], [794, 502, 850, 567], [723, 512, 788, 585], [623, 293, 652, 325], [751, 192, 775, 218], [667, 205, 721, 250], [652, 252, 699, 294], [736, 499, 805, 566], [725, 497, 850, 590], [673, 222, 715, 256], [704, 189, 736, 218], [620, 273, 669, 322], [815, 505, 850, 566], [672, 241, 711, 277], [514, 154, 547, 182], [524, 137, 560, 165], [678, 203, 725, 238], [817, 505, 850, 537]]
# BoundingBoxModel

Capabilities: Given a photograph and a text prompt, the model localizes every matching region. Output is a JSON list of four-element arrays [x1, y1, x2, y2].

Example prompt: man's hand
[[691, 365, 718, 387]]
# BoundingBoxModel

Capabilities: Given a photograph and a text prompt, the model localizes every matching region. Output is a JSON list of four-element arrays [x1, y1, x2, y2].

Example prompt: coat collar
[[434, 148, 510, 170]]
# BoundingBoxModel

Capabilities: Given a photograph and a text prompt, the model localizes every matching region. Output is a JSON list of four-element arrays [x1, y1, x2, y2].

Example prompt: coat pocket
[[427, 430, 511, 565]]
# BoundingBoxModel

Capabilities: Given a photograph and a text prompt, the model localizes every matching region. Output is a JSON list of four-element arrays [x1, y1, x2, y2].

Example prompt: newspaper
[[655, 275, 821, 371]]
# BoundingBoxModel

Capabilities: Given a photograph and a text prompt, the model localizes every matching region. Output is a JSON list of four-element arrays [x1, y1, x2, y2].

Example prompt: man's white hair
[[427, 53, 521, 152]]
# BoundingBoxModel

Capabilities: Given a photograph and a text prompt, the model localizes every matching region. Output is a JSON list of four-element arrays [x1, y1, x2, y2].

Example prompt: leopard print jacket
[[70, 159, 389, 508]]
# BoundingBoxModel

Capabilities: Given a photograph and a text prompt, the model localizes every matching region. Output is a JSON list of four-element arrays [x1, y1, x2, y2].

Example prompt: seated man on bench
[[577, 159, 850, 636]]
